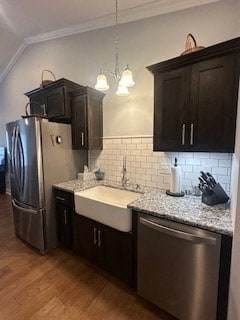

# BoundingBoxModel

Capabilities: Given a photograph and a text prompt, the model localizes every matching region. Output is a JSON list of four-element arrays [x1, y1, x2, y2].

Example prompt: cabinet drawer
[[54, 189, 72, 206]]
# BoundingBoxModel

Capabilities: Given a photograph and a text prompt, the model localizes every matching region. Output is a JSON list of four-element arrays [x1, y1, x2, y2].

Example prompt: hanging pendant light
[[95, 0, 135, 96], [119, 65, 135, 87], [116, 84, 129, 96], [95, 71, 109, 91]]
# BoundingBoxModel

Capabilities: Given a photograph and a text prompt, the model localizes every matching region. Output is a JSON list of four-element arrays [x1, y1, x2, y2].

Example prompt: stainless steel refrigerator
[[6, 117, 87, 253]]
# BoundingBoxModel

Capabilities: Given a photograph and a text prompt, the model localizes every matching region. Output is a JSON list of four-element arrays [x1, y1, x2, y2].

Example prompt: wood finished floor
[[0, 194, 176, 320]]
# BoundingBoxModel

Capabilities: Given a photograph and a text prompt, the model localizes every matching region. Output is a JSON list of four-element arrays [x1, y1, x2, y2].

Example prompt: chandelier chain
[[114, 0, 120, 79]]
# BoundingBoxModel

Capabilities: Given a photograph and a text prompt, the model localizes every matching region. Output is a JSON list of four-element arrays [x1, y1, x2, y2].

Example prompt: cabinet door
[[154, 67, 190, 151], [88, 95, 103, 150], [100, 226, 133, 285], [189, 55, 238, 152], [0, 171, 5, 193], [29, 94, 47, 116], [71, 95, 88, 150], [56, 202, 72, 247], [46, 87, 66, 119], [72, 214, 97, 262], [55, 189, 73, 247]]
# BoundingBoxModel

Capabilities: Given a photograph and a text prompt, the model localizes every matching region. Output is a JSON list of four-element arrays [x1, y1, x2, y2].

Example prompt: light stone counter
[[53, 179, 101, 193], [128, 191, 233, 236], [53, 180, 233, 236]]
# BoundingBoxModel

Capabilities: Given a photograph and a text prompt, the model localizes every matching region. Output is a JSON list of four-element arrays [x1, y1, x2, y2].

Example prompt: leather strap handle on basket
[[24, 102, 40, 117], [185, 33, 197, 51], [40, 69, 56, 88], [181, 33, 205, 55]]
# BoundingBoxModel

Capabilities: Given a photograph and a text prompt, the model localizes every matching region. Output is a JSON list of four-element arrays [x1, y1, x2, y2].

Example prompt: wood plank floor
[[0, 194, 176, 320]]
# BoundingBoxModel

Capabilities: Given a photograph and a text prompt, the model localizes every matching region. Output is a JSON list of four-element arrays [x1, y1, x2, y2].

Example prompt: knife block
[[201, 183, 229, 206]]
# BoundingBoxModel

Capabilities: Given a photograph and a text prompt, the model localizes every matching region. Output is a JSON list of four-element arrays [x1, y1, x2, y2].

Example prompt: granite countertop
[[53, 179, 101, 193], [128, 191, 233, 236], [53, 180, 233, 236]]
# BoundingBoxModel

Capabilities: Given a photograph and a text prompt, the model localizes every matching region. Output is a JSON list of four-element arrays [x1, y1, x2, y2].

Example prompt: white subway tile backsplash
[[89, 137, 232, 193], [186, 158, 201, 165], [219, 159, 232, 167], [210, 153, 231, 160], [193, 152, 210, 158], [184, 172, 200, 181], [217, 175, 231, 184], [201, 158, 219, 166], [131, 138, 141, 144], [212, 167, 228, 175], [113, 139, 122, 144], [131, 149, 141, 156]]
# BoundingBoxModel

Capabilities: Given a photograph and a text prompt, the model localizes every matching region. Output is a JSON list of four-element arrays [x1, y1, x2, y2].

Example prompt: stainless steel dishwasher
[[137, 214, 222, 320]]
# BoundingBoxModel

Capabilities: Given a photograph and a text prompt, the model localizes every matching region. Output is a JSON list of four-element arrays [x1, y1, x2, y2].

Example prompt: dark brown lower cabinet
[[0, 171, 5, 193], [72, 213, 133, 286], [54, 189, 74, 247]]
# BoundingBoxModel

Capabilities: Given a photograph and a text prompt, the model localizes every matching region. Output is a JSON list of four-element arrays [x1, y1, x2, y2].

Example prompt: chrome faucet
[[121, 156, 128, 187]]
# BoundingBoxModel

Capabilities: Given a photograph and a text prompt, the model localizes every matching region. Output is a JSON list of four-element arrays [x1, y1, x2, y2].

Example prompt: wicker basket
[[181, 34, 205, 56], [40, 69, 56, 88], [22, 102, 47, 119]]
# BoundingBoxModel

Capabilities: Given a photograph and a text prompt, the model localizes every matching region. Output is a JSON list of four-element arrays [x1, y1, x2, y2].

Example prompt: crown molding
[[0, 0, 220, 84], [0, 41, 27, 85], [25, 0, 220, 44]]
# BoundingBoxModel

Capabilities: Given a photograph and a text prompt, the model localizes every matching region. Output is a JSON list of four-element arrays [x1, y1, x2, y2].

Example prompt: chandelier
[[95, 0, 135, 96]]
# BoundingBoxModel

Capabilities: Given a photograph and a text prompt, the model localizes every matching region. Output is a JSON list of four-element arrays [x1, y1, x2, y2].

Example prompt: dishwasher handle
[[140, 217, 216, 245]]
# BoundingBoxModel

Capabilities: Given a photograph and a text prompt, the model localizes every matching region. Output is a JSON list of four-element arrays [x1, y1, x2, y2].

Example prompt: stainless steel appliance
[[137, 214, 222, 320], [0, 146, 6, 193], [6, 117, 87, 253]]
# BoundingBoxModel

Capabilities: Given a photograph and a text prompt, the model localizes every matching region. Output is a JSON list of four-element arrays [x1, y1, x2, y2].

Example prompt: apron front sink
[[74, 186, 141, 232]]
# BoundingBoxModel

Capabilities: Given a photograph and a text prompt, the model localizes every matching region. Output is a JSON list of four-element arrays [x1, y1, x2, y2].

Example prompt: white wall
[[0, 0, 240, 318]]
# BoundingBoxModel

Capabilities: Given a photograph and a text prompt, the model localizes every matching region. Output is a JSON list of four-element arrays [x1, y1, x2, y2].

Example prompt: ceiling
[[0, 0, 219, 83]]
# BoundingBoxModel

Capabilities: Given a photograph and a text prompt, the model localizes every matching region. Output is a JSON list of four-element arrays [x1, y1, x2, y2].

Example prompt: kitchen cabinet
[[25, 78, 83, 123], [0, 147, 6, 194], [71, 87, 104, 150], [148, 37, 240, 152], [54, 189, 74, 247], [72, 213, 133, 286], [0, 172, 5, 194]]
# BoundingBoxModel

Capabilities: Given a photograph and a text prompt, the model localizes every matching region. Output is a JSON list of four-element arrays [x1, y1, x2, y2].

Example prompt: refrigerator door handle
[[139, 217, 216, 245], [11, 199, 38, 215], [14, 126, 25, 193], [11, 126, 17, 174]]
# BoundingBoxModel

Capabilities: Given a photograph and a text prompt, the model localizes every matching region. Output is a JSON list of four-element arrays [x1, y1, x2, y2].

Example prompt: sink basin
[[74, 186, 142, 232]]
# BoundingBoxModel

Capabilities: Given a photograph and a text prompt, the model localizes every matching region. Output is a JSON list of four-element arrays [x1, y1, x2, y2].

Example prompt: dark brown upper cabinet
[[147, 37, 240, 152], [25, 78, 84, 123], [71, 87, 105, 150]]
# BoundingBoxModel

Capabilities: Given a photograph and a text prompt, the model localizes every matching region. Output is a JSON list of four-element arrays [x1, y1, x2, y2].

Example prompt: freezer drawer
[[137, 214, 221, 320], [12, 199, 45, 251]]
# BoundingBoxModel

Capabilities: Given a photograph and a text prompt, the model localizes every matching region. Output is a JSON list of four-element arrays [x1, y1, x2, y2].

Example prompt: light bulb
[[95, 72, 109, 91], [116, 85, 129, 96], [119, 65, 135, 87]]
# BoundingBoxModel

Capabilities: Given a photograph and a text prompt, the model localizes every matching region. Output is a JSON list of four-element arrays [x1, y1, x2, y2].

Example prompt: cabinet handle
[[93, 228, 97, 245], [97, 230, 102, 247], [41, 104, 47, 115], [182, 124, 186, 145], [190, 123, 194, 145], [64, 209, 67, 224], [56, 196, 65, 202], [81, 132, 85, 146]]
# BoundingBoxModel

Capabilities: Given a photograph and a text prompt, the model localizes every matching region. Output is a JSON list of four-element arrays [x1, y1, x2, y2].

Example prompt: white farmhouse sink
[[74, 186, 141, 232]]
